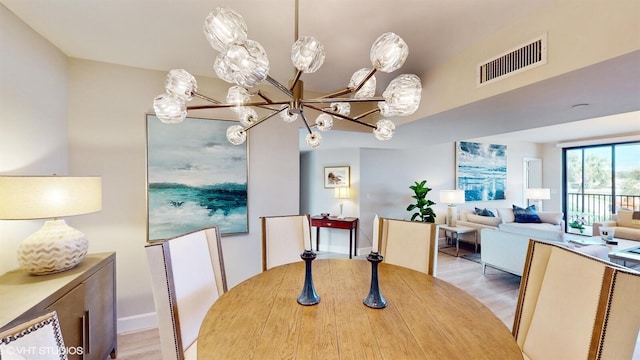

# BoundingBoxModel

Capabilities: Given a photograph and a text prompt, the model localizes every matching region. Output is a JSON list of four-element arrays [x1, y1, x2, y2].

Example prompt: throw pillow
[[537, 212, 563, 225], [474, 207, 496, 217], [467, 214, 502, 227], [512, 205, 542, 223]]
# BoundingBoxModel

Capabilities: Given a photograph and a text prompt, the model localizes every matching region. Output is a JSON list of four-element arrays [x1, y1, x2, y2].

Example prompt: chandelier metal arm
[[256, 90, 276, 104], [244, 106, 288, 131], [303, 104, 377, 129], [265, 75, 294, 98], [193, 91, 221, 104], [318, 68, 378, 99], [298, 109, 314, 135], [186, 100, 289, 110], [301, 96, 384, 104], [288, 70, 303, 92]]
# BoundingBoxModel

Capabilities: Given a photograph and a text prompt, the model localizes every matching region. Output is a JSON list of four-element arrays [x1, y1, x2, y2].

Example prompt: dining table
[[197, 258, 523, 359]]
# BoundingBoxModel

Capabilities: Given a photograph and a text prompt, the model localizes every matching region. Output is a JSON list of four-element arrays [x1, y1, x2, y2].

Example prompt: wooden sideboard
[[0, 252, 117, 360]]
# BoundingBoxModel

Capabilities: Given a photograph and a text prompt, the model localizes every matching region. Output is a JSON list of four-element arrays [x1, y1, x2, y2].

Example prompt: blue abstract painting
[[456, 141, 507, 201], [146, 115, 248, 240]]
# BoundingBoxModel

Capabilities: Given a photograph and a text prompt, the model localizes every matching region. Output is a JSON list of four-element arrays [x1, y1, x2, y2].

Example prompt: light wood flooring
[[115, 245, 521, 359]]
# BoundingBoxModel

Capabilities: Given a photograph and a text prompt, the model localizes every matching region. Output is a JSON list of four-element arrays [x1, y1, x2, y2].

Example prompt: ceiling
[[2, 0, 639, 144]]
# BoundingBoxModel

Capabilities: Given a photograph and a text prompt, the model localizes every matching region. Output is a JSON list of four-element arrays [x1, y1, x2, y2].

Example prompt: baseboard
[[117, 312, 157, 334]]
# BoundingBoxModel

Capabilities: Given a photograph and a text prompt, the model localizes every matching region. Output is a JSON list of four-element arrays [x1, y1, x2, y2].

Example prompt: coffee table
[[570, 236, 640, 267]]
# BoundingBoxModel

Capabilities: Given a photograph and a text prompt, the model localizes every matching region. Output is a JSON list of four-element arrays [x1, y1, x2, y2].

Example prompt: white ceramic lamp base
[[17, 220, 89, 275], [447, 206, 458, 227]]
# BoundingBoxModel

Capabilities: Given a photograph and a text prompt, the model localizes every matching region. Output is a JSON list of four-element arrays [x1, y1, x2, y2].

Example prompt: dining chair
[[261, 214, 311, 271], [145, 226, 228, 360], [513, 239, 640, 360], [378, 217, 438, 276], [0, 311, 67, 360]]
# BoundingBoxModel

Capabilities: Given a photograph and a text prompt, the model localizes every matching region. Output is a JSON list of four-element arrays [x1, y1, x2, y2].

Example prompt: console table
[[0, 252, 117, 360], [310, 216, 358, 258]]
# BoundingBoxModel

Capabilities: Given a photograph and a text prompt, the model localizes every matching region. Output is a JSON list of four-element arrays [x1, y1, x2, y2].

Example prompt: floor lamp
[[439, 190, 465, 226], [526, 188, 550, 211]]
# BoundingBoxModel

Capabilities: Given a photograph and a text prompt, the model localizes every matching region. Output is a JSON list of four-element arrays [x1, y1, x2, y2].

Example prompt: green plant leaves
[[407, 179, 436, 223]]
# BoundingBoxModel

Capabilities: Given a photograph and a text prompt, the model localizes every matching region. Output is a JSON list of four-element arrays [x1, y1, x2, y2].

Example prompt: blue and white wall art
[[146, 115, 248, 240], [456, 141, 507, 201]]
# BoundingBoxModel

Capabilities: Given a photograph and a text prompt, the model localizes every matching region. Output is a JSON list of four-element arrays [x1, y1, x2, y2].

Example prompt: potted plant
[[406, 180, 437, 223]]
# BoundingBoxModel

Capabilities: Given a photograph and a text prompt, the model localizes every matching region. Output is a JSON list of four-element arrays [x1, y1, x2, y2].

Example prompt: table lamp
[[526, 188, 550, 211], [0, 176, 102, 275], [439, 190, 465, 226], [334, 186, 350, 219]]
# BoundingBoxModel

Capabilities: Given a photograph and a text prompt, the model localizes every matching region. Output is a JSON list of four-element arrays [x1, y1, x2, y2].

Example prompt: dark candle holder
[[297, 250, 320, 306], [363, 251, 387, 309]]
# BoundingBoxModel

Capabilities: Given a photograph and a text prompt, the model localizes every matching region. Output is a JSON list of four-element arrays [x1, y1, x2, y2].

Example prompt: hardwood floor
[[115, 246, 520, 359]]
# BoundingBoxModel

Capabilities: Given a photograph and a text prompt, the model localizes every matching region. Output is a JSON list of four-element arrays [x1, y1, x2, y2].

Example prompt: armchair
[[592, 209, 640, 241]]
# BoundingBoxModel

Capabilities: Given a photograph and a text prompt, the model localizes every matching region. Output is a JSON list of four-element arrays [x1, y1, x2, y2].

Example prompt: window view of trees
[[564, 142, 640, 235]]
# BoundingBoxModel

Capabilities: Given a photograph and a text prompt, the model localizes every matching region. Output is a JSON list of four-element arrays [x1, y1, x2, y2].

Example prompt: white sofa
[[456, 207, 564, 244], [592, 209, 640, 241], [481, 229, 610, 276]]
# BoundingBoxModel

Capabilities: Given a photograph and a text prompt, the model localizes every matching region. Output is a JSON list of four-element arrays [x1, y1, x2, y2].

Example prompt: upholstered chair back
[[513, 239, 640, 360], [261, 214, 311, 271], [145, 227, 227, 360], [0, 311, 67, 360], [379, 218, 437, 276]]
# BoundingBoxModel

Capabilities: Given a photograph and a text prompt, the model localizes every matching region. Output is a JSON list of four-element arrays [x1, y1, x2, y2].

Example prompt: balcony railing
[[567, 192, 640, 225]]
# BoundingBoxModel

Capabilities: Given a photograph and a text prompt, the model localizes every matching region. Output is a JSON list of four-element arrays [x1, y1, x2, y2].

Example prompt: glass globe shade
[[370, 32, 409, 73], [214, 56, 235, 84], [330, 102, 350, 116], [291, 36, 325, 73], [315, 114, 333, 131], [226, 125, 247, 145], [214, 40, 270, 88], [203, 8, 248, 52], [374, 119, 395, 141], [280, 107, 299, 123], [378, 74, 422, 116], [165, 69, 197, 102], [238, 107, 258, 127], [348, 68, 377, 99], [153, 94, 187, 124], [305, 131, 323, 149], [226, 86, 251, 105]]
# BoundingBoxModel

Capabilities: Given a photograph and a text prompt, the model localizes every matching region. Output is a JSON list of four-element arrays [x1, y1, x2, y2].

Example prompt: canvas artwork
[[456, 141, 507, 201], [146, 115, 248, 240]]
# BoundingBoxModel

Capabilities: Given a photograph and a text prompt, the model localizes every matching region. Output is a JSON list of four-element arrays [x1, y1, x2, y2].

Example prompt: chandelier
[[153, 6, 422, 149]]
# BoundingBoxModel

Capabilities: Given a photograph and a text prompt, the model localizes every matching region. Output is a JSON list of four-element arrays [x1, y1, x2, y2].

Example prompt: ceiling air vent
[[478, 34, 547, 87]]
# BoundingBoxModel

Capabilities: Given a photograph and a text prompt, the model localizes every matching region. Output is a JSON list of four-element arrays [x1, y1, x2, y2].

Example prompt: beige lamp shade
[[439, 190, 465, 227], [525, 188, 551, 200], [0, 176, 102, 275], [439, 190, 465, 204], [334, 186, 350, 199], [0, 176, 102, 219]]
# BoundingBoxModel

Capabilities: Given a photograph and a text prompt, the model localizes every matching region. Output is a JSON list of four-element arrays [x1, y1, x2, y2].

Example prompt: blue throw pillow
[[474, 207, 496, 217], [512, 205, 542, 223]]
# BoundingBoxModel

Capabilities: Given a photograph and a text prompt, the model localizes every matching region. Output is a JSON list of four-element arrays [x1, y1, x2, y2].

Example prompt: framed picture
[[324, 166, 350, 188], [146, 114, 248, 240], [456, 141, 507, 201]]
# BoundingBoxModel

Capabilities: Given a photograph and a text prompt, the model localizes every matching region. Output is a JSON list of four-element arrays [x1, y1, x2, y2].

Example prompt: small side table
[[310, 216, 359, 259], [439, 225, 478, 256]]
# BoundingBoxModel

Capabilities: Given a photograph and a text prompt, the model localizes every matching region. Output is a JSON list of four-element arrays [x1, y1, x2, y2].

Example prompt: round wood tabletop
[[198, 259, 523, 359]]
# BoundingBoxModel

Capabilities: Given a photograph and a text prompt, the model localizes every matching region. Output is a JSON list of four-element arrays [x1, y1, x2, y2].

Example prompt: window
[[563, 142, 640, 235]]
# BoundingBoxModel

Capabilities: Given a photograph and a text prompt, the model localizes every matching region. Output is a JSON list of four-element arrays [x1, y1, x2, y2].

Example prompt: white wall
[[1, 5, 300, 332], [65, 59, 300, 331], [0, 4, 69, 273], [301, 139, 543, 253]]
